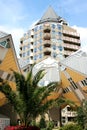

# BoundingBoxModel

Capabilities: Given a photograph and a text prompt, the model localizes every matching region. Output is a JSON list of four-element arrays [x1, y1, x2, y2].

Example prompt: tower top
[[36, 6, 67, 25], [41, 6, 59, 20]]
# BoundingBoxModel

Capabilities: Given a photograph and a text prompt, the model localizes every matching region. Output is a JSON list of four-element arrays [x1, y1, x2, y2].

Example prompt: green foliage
[[59, 123, 83, 130], [76, 100, 87, 129], [46, 121, 54, 130], [39, 117, 46, 128], [76, 106, 85, 128], [0, 65, 58, 126]]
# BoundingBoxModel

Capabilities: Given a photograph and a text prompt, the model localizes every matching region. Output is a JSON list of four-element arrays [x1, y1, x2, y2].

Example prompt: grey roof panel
[[60, 47, 87, 76], [0, 31, 8, 39], [41, 6, 59, 20]]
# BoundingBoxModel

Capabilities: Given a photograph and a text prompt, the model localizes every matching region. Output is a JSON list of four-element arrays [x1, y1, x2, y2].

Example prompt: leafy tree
[[77, 100, 87, 129], [0, 67, 58, 126], [59, 123, 82, 130], [39, 117, 46, 129]]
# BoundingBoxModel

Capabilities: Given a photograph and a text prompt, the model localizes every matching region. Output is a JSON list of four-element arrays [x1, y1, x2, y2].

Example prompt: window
[[34, 41, 37, 45], [22, 46, 26, 51], [52, 30, 55, 33], [57, 25, 62, 30], [57, 39, 63, 43], [34, 55, 37, 60], [34, 48, 37, 53], [39, 53, 43, 59], [39, 45, 43, 51], [23, 53, 25, 57], [27, 51, 30, 56], [39, 39, 42, 44], [6, 74, 10, 80], [67, 107, 71, 111], [58, 32, 62, 37], [58, 46, 63, 51], [27, 44, 30, 48], [52, 24, 56, 29], [0, 41, 7, 48], [40, 32, 43, 37], [52, 44, 56, 50], [34, 27, 38, 32], [51, 30, 56, 38], [39, 25, 43, 30], [34, 34, 37, 39], [81, 80, 87, 86], [52, 52, 56, 58]]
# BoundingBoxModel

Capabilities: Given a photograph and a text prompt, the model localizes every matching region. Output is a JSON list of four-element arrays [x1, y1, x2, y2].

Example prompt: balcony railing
[[63, 36, 80, 44], [63, 30, 80, 37]]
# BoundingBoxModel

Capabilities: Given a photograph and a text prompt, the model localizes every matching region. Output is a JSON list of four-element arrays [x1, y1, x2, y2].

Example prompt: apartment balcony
[[64, 50, 74, 56], [63, 30, 80, 38], [43, 25, 51, 33], [43, 47, 51, 51], [44, 51, 51, 56], [44, 43, 51, 48], [63, 44, 80, 51], [62, 111, 77, 117], [43, 40, 51, 44], [44, 40, 51, 47], [43, 47, 51, 55], [63, 37, 80, 44], [43, 33, 51, 40]]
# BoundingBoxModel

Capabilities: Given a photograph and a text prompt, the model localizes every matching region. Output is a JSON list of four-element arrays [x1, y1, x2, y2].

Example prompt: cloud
[[73, 25, 87, 47], [0, 25, 25, 57]]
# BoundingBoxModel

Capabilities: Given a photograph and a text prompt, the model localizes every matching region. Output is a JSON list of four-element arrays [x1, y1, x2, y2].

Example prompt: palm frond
[[55, 97, 75, 108], [32, 69, 45, 87]]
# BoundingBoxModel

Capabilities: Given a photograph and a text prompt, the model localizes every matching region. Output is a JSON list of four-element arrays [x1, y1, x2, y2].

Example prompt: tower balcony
[[63, 36, 80, 44], [43, 48, 51, 56], [63, 30, 80, 38], [43, 24, 51, 33], [43, 40, 51, 47], [44, 51, 51, 56], [43, 33, 51, 40]]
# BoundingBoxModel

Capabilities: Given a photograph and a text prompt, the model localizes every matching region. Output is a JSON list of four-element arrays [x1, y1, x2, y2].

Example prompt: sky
[[0, 0, 87, 57]]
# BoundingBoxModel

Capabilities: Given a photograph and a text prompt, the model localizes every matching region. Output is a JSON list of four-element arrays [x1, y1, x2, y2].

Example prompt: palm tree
[[0, 67, 58, 126]]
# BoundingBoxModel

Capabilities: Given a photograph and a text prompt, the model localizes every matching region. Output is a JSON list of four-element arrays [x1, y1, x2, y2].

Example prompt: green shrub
[[39, 117, 46, 128], [59, 123, 83, 130], [47, 121, 54, 130]]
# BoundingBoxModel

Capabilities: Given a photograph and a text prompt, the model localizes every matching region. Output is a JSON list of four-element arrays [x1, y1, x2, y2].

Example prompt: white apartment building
[[19, 6, 80, 65]]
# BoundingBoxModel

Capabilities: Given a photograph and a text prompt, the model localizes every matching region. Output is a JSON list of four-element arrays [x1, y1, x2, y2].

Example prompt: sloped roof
[[0, 31, 21, 72], [33, 57, 60, 86], [60, 47, 87, 76], [0, 31, 8, 38], [36, 6, 62, 25], [41, 6, 59, 20]]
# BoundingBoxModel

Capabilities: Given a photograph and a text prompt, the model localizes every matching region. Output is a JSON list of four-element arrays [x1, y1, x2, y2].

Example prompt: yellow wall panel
[[61, 72, 70, 88], [67, 68, 85, 82], [63, 92, 80, 106], [0, 48, 18, 73]]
